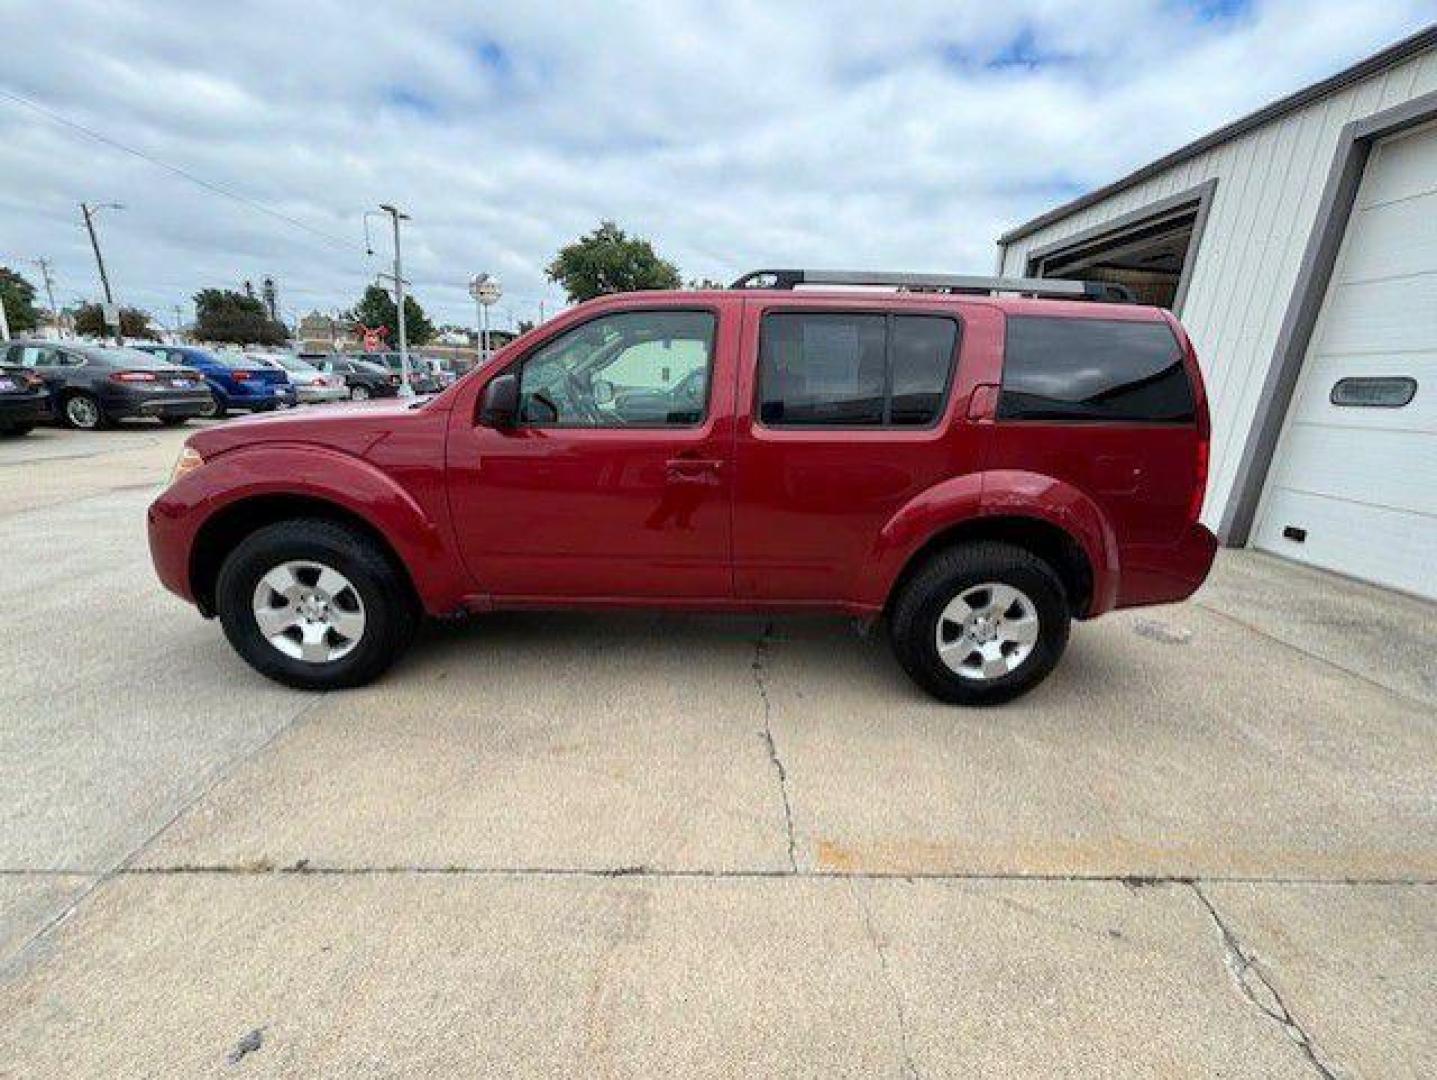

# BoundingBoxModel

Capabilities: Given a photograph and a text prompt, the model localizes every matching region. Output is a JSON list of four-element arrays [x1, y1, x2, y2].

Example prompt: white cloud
[[1, 0, 1432, 330]]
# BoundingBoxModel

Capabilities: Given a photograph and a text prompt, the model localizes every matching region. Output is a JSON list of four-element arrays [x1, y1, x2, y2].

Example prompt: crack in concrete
[[752, 621, 798, 873], [851, 883, 920, 1079], [5, 867, 1435, 885], [1191, 883, 1342, 1080]]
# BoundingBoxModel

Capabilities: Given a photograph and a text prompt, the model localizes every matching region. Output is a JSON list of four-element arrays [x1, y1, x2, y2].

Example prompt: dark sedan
[[3, 340, 211, 429], [346, 351, 442, 394], [0, 363, 50, 436], [310, 355, 400, 400]]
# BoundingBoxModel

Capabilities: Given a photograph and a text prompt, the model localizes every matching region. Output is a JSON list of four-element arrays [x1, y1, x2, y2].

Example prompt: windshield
[[217, 353, 263, 369], [260, 354, 314, 373]]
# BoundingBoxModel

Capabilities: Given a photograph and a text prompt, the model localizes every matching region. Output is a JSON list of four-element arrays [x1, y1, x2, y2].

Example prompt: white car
[[246, 352, 348, 404]]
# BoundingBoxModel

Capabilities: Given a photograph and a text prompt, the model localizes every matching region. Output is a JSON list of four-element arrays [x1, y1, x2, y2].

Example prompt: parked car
[[347, 352, 442, 394], [309, 356, 400, 400], [0, 362, 50, 436], [132, 344, 296, 418], [148, 270, 1216, 704], [5, 340, 210, 429], [246, 352, 348, 404]]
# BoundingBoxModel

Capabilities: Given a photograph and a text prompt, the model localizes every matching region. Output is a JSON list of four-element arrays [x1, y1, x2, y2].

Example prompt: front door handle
[[665, 458, 725, 483]]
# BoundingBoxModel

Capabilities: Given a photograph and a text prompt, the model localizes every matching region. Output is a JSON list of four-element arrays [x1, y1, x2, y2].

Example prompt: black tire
[[201, 393, 226, 419], [60, 392, 105, 430], [1, 424, 34, 437], [215, 518, 419, 690], [889, 541, 1071, 706], [350, 384, 370, 401], [158, 416, 189, 427]]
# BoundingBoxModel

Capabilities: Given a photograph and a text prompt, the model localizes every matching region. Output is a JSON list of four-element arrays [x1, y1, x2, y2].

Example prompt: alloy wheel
[[251, 560, 367, 663], [935, 582, 1040, 680], [65, 396, 101, 429]]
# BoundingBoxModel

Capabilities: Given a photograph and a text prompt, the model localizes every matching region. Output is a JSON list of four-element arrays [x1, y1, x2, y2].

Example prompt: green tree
[[352, 285, 435, 347], [73, 303, 158, 340], [0, 267, 41, 335], [546, 220, 681, 302], [191, 288, 289, 346]]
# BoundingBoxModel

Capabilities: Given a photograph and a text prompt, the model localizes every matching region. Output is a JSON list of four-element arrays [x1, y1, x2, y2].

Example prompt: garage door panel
[[1254, 489, 1437, 600], [1256, 122, 1437, 600], [1268, 426, 1437, 516], [1337, 189, 1437, 283], [1316, 274, 1437, 356], [1289, 350, 1435, 434], [1355, 119, 1437, 208]]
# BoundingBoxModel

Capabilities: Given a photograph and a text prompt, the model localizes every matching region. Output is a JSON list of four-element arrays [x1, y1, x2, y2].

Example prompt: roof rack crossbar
[[729, 269, 1135, 303]]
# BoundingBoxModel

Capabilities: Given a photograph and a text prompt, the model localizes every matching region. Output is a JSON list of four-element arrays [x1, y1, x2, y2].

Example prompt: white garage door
[[1254, 119, 1437, 600]]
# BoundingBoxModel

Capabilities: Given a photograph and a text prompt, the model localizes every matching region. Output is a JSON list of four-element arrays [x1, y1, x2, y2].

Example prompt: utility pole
[[33, 258, 60, 338], [173, 304, 184, 343], [0, 287, 9, 342], [80, 202, 124, 344], [377, 204, 413, 395]]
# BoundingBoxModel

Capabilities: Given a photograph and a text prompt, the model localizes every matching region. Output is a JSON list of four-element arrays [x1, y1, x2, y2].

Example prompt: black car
[[311, 355, 400, 400], [3, 340, 211, 430], [0, 363, 50, 436], [345, 351, 442, 394]]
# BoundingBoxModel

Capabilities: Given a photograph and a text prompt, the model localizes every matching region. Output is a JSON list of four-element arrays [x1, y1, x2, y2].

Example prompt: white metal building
[[995, 26, 1437, 600]]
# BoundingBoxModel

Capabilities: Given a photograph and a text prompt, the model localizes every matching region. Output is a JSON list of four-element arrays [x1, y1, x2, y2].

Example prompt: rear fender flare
[[859, 470, 1120, 613]]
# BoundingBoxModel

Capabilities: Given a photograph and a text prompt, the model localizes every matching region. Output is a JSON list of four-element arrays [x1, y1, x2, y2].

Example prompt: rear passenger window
[[758, 313, 958, 427], [999, 317, 1194, 423]]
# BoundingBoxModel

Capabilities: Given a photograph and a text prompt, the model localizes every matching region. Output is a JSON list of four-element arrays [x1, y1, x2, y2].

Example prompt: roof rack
[[728, 269, 1135, 303]]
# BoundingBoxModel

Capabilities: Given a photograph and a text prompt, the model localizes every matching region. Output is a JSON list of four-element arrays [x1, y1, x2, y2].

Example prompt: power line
[[0, 86, 360, 253]]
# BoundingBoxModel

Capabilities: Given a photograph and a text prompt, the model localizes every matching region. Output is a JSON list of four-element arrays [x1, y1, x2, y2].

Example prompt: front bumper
[[0, 391, 51, 426]]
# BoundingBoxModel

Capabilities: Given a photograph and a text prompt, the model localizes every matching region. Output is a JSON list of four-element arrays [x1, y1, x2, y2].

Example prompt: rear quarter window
[[999, 316, 1194, 423]]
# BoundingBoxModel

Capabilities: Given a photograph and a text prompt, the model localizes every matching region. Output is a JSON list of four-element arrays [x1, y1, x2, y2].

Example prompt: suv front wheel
[[890, 541, 1071, 706], [215, 519, 418, 690]]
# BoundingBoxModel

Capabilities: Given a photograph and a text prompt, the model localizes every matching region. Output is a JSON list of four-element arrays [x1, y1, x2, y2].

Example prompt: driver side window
[[518, 310, 715, 427]]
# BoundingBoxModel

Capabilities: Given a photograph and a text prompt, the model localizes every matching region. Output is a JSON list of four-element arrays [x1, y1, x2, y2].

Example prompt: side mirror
[[479, 372, 520, 428]]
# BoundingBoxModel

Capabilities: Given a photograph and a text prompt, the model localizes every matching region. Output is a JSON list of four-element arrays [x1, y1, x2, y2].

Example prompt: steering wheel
[[564, 368, 606, 425]]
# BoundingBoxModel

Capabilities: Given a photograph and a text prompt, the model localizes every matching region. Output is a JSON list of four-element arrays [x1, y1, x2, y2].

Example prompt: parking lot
[[1, 421, 1434, 1077]]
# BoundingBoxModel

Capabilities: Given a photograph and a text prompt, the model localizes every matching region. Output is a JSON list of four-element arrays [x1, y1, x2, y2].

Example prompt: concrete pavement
[[1, 422, 1433, 1077]]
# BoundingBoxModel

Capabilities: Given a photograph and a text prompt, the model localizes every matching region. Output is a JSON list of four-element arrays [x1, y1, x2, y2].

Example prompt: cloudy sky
[[2, 0, 1434, 331]]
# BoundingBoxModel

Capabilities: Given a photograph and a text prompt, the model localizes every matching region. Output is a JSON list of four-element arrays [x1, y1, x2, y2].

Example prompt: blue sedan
[[133, 345, 296, 418]]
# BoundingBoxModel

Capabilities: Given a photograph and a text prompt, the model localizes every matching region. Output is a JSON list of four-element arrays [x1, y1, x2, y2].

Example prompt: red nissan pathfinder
[[148, 270, 1217, 705]]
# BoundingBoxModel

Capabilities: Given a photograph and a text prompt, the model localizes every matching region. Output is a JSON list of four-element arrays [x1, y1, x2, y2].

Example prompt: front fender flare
[[150, 443, 470, 615]]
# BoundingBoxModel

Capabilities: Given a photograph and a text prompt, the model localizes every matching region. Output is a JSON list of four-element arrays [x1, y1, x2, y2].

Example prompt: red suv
[[148, 270, 1216, 705]]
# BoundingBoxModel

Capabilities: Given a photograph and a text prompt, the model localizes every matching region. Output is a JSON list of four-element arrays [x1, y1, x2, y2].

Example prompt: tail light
[[1188, 436, 1209, 523], [111, 370, 156, 383], [232, 370, 252, 381], [22, 372, 45, 390]]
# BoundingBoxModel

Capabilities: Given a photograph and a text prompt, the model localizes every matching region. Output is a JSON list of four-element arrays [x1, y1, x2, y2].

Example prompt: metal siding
[[999, 50, 1437, 528]]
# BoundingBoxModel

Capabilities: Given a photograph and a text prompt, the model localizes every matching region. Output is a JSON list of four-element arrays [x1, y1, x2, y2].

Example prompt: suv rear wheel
[[215, 519, 417, 690], [890, 541, 1071, 706]]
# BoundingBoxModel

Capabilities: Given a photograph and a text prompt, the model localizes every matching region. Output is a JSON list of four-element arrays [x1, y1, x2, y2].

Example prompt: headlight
[[168, 447, 205, 486]]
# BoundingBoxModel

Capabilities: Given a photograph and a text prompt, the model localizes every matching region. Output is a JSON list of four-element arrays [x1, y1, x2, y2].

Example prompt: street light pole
[[80, 202, 123, 345], [378, 203, 413, 397]]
